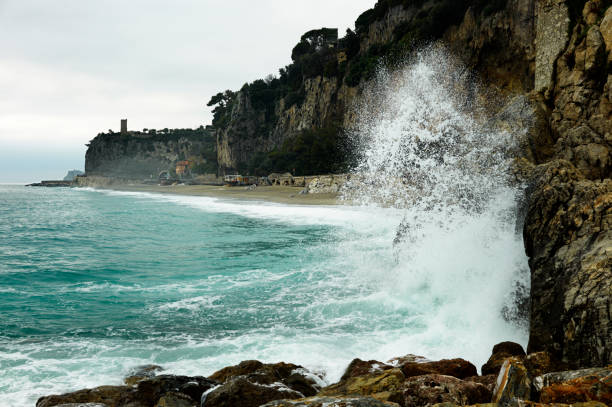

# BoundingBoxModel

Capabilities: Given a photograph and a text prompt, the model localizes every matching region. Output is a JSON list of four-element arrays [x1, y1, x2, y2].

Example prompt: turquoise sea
[[0, 184, 528, 406]]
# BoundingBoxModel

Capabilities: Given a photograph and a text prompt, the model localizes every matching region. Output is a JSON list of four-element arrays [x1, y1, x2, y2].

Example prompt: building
[[176, 160, 191, 177], [121, 119, 128, 134]]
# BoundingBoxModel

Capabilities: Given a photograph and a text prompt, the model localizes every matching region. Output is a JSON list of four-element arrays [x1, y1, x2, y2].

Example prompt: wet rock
[[525, 160, 612, 368], [37, 375, 217, 407], [533, 366, 612, 404], [124, 364, 164, 386], [136, 375, 217, 405], [401, 358, 478, 380], [401, 374, 491, 407], [318, 368, 405, 404], [36, 386, 142, 407], [53, 404, 110, 407], [465, 374, 498, 392], [386, 354, 430, 366], [203, 376, 303, 407], [261, 396, 400, 406], [482, 342, 526, 376], [341, 359, 394, 381], [207, 360, 322, 397], [154, 392, 195, 407], [492, 357, 531, 407], [524, 352, 566, 378]]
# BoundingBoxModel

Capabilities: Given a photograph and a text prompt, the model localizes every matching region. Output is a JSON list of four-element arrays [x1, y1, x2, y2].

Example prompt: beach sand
[[99, 184, 340, 205]]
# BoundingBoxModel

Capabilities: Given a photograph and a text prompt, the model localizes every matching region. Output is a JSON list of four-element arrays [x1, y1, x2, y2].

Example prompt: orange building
[[176, 160, 191, 176]]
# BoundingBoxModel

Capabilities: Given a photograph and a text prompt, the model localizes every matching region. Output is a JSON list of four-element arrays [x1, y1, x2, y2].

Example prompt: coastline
[[83, 183, 341, 206]]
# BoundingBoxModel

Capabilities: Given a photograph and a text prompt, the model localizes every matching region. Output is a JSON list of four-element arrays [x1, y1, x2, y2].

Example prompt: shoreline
[[83, 183, 341, 206]]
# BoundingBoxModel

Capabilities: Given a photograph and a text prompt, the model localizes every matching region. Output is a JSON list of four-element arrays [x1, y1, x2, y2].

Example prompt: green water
[[0, 185, 528, 406]]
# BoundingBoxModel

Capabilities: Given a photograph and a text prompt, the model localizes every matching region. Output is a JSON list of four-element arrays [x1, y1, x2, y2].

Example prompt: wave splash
[[339, 45, 530, 355]]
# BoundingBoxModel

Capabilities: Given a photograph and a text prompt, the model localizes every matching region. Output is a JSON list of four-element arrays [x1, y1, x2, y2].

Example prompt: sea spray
[[339, 45, 530, 352]]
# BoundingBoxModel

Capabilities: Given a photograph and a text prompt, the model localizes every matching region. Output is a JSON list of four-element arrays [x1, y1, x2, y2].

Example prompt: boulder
[[482, 342, 526, 376], [401, 358, 478, 380], [340, 359, 394, 381], [154, 392, 195, 407], [52, 404, 110, 407], [37, 375, 217, 407], [465, 374, 498, 392], [124, 364, 164, 386], [401, 374, 491, 407], [36, 386, 142, 407], [207, 360, 321, 397], [261, 396, 400, 406], [318, 368, 405, 404], [533, 366, 612, 404], [203, 376, 303, 407], [524, 352, 566, 378], [492, 357, 531, 407]]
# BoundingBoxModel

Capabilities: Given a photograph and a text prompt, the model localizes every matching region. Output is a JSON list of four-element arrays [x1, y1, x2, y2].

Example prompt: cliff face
[[524, 1, 612, 368], [214, 0, 540, 174], [85, 129, 217, 180]]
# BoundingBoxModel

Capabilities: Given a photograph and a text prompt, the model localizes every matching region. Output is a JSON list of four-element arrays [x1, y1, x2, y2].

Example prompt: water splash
[[340, 45, 530, 338]]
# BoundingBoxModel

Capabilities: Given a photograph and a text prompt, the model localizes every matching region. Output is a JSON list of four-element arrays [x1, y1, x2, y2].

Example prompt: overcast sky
[[0, 0, 375, 183]]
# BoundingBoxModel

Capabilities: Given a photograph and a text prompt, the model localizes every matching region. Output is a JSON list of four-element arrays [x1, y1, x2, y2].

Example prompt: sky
[[0, 0, 375, 183]]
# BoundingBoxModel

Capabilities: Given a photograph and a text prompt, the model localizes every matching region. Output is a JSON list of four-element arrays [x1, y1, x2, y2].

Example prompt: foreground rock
[[481, 343, 526, 376], [319, 355, 491, 406], [536, 366, 612, 404], [261, 397, 400, 406], [36, 375, 217, 407], [203, 360, 323, 407], [401, 374, 490, 407]]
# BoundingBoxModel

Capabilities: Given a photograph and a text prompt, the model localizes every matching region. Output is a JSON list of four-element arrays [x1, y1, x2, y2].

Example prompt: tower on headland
[[121, 119, 128, 135]]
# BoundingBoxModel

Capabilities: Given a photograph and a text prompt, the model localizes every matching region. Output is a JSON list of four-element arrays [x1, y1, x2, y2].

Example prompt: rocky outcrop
[[482, 342, 526, 377], [261, 397, 400, 407], [36, 375, 217, 407], [203, 360, 323, 407], [85, 128, 217, 180], [318, 355, 492, 406], [523, 0, 612, 370]]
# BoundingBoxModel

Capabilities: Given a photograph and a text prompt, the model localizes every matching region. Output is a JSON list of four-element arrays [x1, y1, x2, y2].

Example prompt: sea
[[1, 47, 531, 406]]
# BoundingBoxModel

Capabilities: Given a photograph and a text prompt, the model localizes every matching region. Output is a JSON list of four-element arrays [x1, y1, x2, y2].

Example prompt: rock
[[401, 374, 491, 407], [524, 160, 612, 368], [136, 375, 217, 405], [203, 376, 303, 407], [260, 396, 400, 406], [535, 0, 570, 93], [600, 7, 612, 58], [36, 386, 143, 407], [124, 364, 164, 386], [401, 358, 478, 380], [465, 374, 498, 392], [386, 354, 430, 366], [318, 368, 405, 404], [340, 359, 394, 381], [532, 366, 612, 404], [492, 357, 531, 407], [524, 352, 566, 378], [37, 375, 217, 407], [585, 26, 606, 76], [207, 360, 322, 397], [482, 342, 526, 376], [52, 404, 109, 407], [155, 391, 196, 407]]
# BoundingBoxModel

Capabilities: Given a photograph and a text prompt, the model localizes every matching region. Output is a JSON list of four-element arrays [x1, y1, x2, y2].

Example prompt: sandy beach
[[95, 183, 340, 205]]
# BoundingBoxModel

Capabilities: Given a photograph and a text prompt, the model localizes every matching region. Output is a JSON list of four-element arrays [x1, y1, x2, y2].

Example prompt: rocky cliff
[[85, 127, 217, 180]]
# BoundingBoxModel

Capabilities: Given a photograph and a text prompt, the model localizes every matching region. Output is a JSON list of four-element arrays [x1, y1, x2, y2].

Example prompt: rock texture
[[36, 375, 217, 407], [482, 342, 527, 376], [204, 360, 322, 407], [524, 0, 612, 370], [261, 397, 400, 407]]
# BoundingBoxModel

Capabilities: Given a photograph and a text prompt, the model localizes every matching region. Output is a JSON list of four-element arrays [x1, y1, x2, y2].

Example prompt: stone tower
[[121, 119, 127, 134]]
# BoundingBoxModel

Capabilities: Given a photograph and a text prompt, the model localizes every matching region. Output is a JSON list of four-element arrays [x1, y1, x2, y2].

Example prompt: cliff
[[85, 127, 217, 180]]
